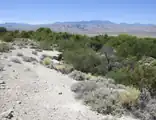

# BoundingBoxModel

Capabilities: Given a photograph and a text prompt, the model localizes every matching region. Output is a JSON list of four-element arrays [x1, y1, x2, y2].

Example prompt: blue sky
[[0, 0, 156, 24]]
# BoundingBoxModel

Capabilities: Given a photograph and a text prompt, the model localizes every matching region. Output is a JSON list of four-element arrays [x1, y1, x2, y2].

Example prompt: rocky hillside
[[0, 40, 140, 120]]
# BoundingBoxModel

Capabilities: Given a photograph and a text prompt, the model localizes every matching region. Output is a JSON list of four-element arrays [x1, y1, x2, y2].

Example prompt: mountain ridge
[[1, 20, 156, 37]]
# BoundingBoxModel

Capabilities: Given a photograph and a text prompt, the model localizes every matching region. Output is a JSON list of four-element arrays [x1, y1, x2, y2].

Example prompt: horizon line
[[0, 20, 156, 25]]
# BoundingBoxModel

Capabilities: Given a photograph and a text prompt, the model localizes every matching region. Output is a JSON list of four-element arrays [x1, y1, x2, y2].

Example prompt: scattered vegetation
[[69, 70, 86, 81], [1, 27, 156, 119], [0, 42, 10, 52]]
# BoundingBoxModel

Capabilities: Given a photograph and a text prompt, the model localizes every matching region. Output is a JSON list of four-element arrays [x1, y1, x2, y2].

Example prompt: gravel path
[[0, 47, 139, 120]]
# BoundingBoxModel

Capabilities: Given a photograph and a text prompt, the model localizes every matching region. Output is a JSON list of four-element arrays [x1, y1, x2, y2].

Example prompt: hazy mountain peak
[[1, 20, 156, 37]]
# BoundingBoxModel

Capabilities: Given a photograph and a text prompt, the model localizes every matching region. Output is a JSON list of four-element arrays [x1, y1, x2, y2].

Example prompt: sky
[[0, 0, 156, 24]]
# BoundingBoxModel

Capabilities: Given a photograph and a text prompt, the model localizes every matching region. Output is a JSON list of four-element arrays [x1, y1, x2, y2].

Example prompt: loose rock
[[0, 108, 14, 119], [32, 51, 38, 55], [17, 52, 24, 57], [22, 56, 38, 63], [0, 80, 5, 84], [11, 57, 22, 64], [58, 92, 63, 95], [17, 101, 22, 104], [52, 53, 62, 61], [0, 63, 4, 71]]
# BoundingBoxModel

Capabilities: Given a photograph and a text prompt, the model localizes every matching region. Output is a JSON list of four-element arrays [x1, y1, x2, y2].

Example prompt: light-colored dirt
[[0, 47, 139, 120]]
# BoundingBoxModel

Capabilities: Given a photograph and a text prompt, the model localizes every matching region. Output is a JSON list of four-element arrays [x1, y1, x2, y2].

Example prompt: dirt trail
[[0, 47, 139, 120]]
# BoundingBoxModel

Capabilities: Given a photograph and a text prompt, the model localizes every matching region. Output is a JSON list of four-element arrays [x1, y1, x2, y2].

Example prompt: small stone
[[16, 52, 24, 57], [58, 92, 62, 95], [0, 86, 5, 89], [11, 57, 22, 64], [24, 112, 27, 114], [4, 55, 8, 59], [22, 56, 38, 63], [34, 90, 39, 93], [0, 80, 5, 84], [0, 64, 4, 71], [52, 54, 62, 61], [32, 51, 38, 55], [32, 62, 36, 65], [24, 68, 31, 71], [17, 101, 21, 104], [8, 64, 12, 67], [0, 108, 14, 119]]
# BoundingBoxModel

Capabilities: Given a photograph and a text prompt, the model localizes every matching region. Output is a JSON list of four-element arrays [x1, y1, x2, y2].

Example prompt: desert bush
[[20, 31, 31, 38], [71, 81, 97, 99], [0, 63, 5, 71], [0, 42, 10, 52], [83, 87, 125, 115], [129, 64, 156, 95], [84, 73, 96, 80], [32, 51, 38, 55], [119, 87, 140, 107], [2, 34, 14, 42], [11, 57, 22, 64], [22, 56, 38, 63], [42, 57, 51, 66], [71, 77, 145, 118], [63, 48, 109, 75], [71, 79, 128, 116], [131, 89, 156, 120], [106, 67, 130, 84], [69, 70, 86, 81], [39, 40, 52, 50], [16, 52, 24, 57], [107, 60, 156, 96], [51, 63, 73, 74]]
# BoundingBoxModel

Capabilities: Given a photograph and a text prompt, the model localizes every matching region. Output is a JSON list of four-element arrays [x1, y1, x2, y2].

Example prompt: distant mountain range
[[1, 20, 156, 37]]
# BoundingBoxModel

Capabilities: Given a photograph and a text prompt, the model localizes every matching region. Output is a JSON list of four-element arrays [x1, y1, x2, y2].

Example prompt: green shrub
[[130, 64, 156, 95], [107, 61, 156, 95], [0, 27, 7, 33], [39, 40, 52, 50], [106, 67, 130, 84], [0, 42, 10, 52], [63, 48, 109, 75], [42, 57, 51, 66], [2, 34, 14, 42], [20, 31, 31, 38]]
